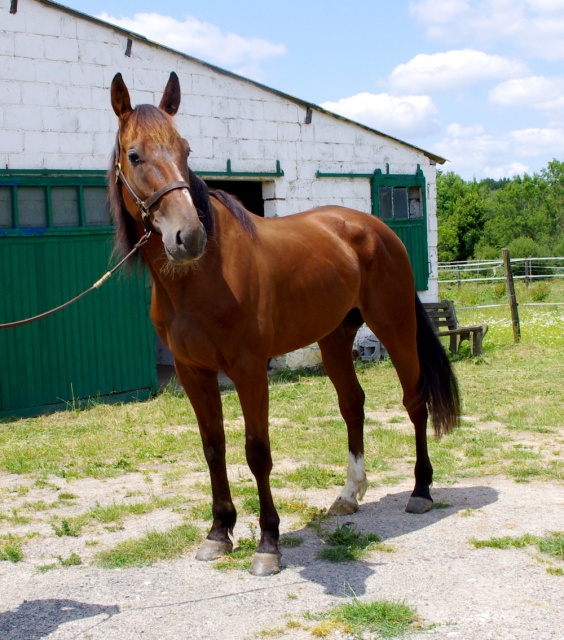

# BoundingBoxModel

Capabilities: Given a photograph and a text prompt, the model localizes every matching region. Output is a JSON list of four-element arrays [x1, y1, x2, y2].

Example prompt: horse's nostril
[[175, 230, 183, 246]]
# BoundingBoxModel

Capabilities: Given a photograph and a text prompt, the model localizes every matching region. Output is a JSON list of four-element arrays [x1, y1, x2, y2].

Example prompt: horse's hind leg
[[318, 310, 367, 516], [174, 362, 237, 560], [362, 306, 434, 514]]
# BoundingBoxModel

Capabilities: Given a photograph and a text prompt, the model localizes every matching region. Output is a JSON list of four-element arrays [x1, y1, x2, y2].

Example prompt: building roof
[[36, 0, 446, 165]]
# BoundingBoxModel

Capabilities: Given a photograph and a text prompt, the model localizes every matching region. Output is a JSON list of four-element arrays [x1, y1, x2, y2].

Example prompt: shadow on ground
[[0, 599, 119, 640], [282, 485, 499, 596]]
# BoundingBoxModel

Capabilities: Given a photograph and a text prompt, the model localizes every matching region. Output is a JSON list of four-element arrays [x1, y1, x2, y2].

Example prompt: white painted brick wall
[[43, 34, 79, 62], [14, 33, 44, 59], [0, 0, 439, 296], [0, 31, 14, 56]]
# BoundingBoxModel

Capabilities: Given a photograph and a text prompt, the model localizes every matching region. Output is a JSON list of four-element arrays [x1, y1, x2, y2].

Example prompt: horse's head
[[111, 72, 207, 264]]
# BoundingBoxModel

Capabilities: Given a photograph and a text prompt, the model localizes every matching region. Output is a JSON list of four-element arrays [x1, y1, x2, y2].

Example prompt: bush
[[506, 238, 550, 277], [529, 282, 550, 302], [492, 282, 506, 300], [506, 237, 549, 259], [474, 243, 500, 260], [553, 239, 564, 258]]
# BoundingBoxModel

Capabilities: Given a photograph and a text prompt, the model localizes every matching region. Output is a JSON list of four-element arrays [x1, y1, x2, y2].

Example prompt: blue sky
[[62, 0, 564, 180]]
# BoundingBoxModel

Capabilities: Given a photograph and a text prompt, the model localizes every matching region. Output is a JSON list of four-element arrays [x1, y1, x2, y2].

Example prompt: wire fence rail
[[437, 252, 564, 343], [438, 256, 564, 285]]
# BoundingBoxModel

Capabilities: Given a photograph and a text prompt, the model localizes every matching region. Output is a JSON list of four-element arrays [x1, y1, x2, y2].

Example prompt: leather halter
[[114, 137, 192, 235]]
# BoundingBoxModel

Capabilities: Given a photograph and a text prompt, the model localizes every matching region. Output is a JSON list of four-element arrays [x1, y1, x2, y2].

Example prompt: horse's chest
[[164, 319, 219, 367]]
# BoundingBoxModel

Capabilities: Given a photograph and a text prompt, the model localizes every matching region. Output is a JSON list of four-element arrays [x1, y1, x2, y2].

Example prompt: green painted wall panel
[[385, 220, 429, 291], [0, 232, 157, 417]]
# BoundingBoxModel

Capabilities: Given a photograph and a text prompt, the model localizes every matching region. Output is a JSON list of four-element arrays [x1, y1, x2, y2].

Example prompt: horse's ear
[[111, 73, 133, 120], [159, 71, 181, 116]]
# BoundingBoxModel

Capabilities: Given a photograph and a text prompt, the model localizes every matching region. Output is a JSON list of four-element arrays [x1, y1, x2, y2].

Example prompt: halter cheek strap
[[114, 138, 192, 235]]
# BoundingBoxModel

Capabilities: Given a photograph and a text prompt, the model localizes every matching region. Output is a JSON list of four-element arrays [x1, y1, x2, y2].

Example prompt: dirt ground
[[1, 457, 563, 640]]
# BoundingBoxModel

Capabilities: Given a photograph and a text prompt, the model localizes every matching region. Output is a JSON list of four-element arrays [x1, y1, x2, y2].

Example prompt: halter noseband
[[114, 137, 192, 236]]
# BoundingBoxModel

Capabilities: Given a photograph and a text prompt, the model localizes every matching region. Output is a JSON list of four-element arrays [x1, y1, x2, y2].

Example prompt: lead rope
[[0, 231, 151, 330]]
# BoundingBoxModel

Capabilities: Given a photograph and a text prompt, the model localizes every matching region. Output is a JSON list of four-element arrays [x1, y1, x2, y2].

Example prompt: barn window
[[377, 186, 423, 220], [0, 170, 111, 233]]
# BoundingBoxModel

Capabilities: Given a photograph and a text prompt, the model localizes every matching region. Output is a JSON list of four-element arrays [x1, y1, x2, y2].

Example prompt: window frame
[[0, 169, 112, 236], [370, 167, 426, 219]]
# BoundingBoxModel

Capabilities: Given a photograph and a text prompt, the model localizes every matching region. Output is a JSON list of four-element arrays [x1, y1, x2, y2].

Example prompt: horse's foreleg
[[231, 365, 281, 576], [318, 319, 367, 516], [174, 363, 237, 560]]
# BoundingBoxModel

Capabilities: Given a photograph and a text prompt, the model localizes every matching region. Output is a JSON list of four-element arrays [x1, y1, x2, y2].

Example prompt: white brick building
[[0, 0, 446, 413]]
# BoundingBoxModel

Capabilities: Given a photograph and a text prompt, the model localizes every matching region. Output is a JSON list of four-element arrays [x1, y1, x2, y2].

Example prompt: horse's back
[[256, 205, 412, 279]]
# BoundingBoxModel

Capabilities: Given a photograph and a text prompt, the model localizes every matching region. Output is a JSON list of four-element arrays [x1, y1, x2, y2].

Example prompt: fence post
[[502, 248, 521, 343], [524, 258, 531, 288]]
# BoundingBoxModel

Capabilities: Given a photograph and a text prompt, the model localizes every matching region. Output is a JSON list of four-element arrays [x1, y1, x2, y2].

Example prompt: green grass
[[213, 536, 257, 572], [52, 518, 82, 537], [0, 534, 24, 562], [317, 523, 382, 563], [57, 552, 82, 567], [285, 464, 345, 489], [471, 531, 564, 560], [50, 495, 183, 538], [2, 332, 562, 484], [311, 598, 418, 638], [95, 523, 201, 568]]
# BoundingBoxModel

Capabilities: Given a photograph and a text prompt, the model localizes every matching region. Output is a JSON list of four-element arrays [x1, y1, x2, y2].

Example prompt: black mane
[[209, 189, 257, 238]]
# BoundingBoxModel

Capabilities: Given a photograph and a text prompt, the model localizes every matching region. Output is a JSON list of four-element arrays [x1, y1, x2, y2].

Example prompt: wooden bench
[[423, 300, 488, 356]]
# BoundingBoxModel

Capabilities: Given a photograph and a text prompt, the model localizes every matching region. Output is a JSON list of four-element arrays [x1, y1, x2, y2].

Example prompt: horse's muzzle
[[163, 222, 207, 264]]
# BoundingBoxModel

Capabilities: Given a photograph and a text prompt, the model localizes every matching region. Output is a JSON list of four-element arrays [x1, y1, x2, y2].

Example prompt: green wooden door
[[371, 168, 429, 291], [0, 171, 157, 418]]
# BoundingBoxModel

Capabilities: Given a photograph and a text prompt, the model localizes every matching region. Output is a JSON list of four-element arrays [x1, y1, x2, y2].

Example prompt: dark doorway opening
[[205, 180, 264, 217]]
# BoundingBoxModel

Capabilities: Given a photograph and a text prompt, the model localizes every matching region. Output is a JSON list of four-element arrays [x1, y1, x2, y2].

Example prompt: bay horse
[[109, 72, 460, 576]]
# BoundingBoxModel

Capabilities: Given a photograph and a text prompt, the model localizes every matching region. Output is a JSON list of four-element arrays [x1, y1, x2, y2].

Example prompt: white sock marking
[[338, 452, 367, 504]]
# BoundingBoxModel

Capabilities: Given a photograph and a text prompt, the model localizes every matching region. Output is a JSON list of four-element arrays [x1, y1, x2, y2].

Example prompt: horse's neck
[[141, 202, 250, 296]]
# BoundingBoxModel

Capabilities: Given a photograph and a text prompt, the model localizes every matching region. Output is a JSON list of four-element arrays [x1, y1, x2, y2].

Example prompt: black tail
[[415, 296, 461, 437]]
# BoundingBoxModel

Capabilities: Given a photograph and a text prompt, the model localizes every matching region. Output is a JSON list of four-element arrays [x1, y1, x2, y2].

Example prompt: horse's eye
[[128, 151, 141, 165]]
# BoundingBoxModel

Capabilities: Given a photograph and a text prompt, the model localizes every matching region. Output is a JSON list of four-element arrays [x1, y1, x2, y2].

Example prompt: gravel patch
[[1, 475, 563, 639]]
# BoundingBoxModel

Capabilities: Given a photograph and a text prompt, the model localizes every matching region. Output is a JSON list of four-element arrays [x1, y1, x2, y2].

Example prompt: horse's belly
[[268, 277, 358, 356]]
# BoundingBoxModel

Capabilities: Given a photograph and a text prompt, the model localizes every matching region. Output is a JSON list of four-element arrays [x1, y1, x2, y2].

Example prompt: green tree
[[436, 172, 485, 261], [438, 160, 564, 260], [538, 160, 564, 247]]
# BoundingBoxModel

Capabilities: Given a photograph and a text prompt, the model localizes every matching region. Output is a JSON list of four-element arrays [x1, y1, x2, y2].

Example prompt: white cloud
[[321, 93, 440, 139], [444, 123, 486, 138], [390, 50, 527, 93], [409, 0, 470, 35], [509, 127, 564, 156], [525, 0, 564, 14], [409, 0, 564, 60], [432, 122, 564, 178], [484, 162, 531, 180], [97, 12, 285, 75], [489, 76, 564, 111]]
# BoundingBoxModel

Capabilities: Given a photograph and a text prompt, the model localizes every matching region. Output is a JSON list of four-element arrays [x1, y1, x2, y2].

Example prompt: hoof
[[249, 552, 281, 577], [195, 539, 233, 561], [405, 496, 433, 514], [328, 497, 359, 516]]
